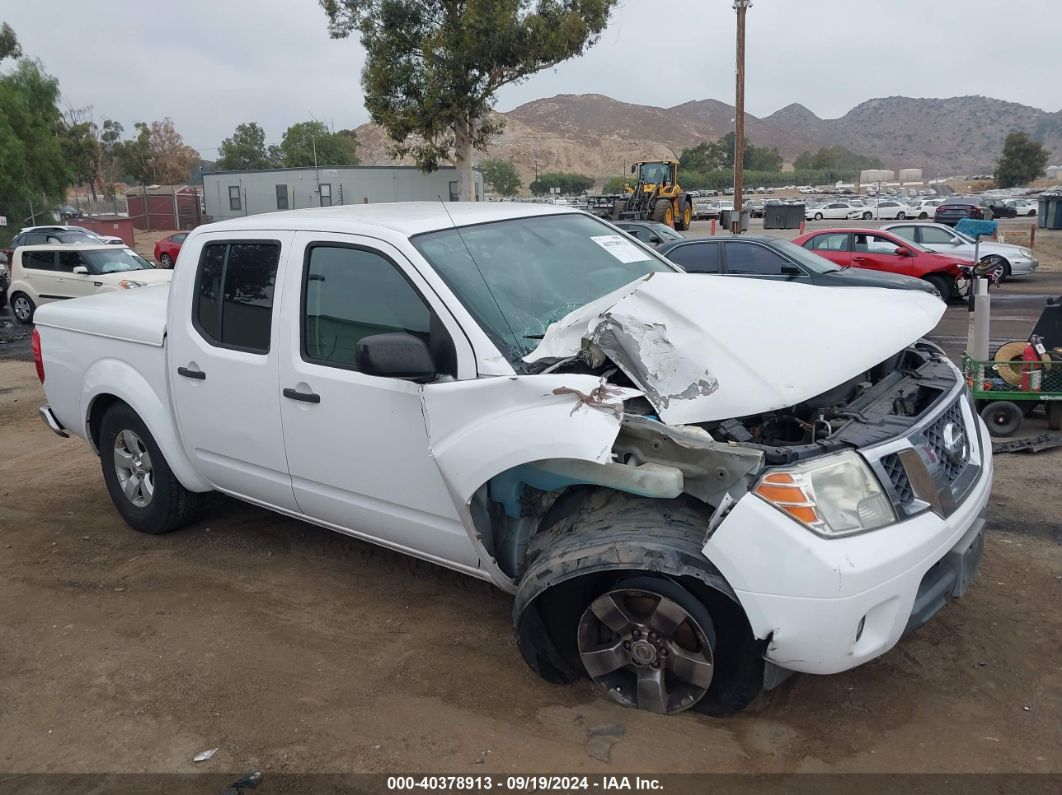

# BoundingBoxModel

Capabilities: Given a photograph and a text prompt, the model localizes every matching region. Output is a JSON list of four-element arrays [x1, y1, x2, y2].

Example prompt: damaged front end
[[435, 274, 951, 586]]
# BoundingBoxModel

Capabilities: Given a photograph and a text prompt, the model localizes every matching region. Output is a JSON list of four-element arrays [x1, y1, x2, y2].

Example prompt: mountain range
[[352, 94, 1062, 187]]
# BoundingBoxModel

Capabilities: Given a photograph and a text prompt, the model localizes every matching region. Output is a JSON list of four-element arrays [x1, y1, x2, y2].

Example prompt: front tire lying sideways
[[99, 402, 200, 534], [514, 490, 766, 716]]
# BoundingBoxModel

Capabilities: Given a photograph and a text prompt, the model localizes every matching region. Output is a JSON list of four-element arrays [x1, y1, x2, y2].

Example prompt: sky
[[4, 0, 1060, 156]]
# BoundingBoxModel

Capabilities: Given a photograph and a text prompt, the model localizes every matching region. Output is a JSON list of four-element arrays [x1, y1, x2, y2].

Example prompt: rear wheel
[[577, 576, 716, 715], [160, 253, 173, 268], [675, 202, 692, 231], [918, 212, 929, 219], [99, 403, 201, 534], [981, 401, 1023, 437], [896, 211, 906, 220], [10, 292, 35, 324], [1028, 210, 1037, 217]]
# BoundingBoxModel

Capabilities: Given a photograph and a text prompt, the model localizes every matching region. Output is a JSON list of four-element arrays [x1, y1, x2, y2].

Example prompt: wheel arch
[[512, 488, 751, 684], [82, 360, 211, 492]]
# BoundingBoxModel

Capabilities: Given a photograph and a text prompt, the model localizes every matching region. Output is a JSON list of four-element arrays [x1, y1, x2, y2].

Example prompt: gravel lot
[[0, 221, 1060, 775]]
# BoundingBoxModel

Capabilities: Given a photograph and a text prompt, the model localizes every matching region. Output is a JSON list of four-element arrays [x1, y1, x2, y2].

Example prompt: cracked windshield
[[413, 213, 671, 359]]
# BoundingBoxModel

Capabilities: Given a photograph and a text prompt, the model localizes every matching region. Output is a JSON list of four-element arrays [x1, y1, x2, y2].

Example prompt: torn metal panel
[[422, 373, 639, 507], [525, 273, 946, 425], [588, 314, 719, 414]]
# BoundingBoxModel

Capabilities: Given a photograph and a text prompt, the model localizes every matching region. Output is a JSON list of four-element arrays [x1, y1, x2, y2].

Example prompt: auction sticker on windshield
[[591, 235, 653, 263]]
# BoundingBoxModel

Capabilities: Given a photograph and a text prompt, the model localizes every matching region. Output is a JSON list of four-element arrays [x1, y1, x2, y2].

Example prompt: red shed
[[75, 215, 137, 246], [125, 185, 203, 231]]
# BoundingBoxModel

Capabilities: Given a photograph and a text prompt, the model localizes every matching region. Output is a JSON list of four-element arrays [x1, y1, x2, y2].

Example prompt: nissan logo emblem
[[942, 422, 969, 466]]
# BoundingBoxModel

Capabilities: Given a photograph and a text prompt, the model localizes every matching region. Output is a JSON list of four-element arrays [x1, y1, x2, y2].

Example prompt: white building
[[203, 165, 484, 222], [1047, 165, 1062, 181]]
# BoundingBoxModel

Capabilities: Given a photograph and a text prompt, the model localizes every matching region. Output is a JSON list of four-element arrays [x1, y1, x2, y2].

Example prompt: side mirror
[[73, 265, 89, 275], [630, 164, 637, 174], [894, 247, 912, 257], [356, 332, 436, 382], [649, 235, 662, 244]]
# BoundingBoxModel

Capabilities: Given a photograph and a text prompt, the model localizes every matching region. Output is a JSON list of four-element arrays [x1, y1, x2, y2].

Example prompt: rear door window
[[806, 233, 849, 252], [666, 243, 720, 273], [722, 242, 790, 275], [193, 241, 281, 354], [890, 226, 918, 243], [21, 251, 56, 270]]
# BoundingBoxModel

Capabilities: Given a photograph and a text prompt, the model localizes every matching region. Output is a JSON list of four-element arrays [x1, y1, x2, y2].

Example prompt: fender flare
[[81, 358, 212, 492]]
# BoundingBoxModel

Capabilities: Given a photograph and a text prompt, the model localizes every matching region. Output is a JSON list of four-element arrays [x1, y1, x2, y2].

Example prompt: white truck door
[[169, 232, 300, 512], [276, 233, 479, 570]]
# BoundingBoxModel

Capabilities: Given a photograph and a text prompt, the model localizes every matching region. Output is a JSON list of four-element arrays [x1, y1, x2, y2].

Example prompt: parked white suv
[[32, 203, 992, 716], [7, 244, 173, 324]]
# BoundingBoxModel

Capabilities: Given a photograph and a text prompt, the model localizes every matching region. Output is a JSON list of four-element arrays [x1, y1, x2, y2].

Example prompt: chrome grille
[[923, 398, 968, 485], [881, 453, 914, 506]]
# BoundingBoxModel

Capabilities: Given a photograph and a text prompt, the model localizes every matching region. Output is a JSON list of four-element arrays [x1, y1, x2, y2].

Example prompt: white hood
[[524, 273, 945, 425]]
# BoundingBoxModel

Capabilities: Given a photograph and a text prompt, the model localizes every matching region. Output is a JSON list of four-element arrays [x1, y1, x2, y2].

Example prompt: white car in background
[[806, 201, 866, 221], [882, 222, 1039, 281], [854, 200, 910, 220], [907, 199, 945, 219], [6, 244, 173, 324], [1005, 199, 1038, 217]]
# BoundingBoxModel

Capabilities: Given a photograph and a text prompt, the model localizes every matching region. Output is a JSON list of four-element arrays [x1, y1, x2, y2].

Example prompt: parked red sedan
[[153, 232, 188, 268], [792, 227, 974, 300]]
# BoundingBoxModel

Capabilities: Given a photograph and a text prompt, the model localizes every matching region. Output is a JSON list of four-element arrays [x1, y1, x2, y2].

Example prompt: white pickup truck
[[33, 203, 992, 716]]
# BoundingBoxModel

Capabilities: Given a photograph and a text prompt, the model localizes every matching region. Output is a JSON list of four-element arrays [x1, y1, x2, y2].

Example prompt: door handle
[[853, 256, 866, 262], [283, 388, 320, 404], [177, 366, 206, 380]]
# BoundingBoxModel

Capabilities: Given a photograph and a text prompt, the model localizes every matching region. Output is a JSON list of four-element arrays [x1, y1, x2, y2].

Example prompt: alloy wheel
[[113, 429, 154, 508], [577, 586, 715, 714]]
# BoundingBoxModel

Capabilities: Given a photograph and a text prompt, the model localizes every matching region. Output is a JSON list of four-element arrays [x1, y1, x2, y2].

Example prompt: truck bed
[[33, 283, 170, 347]]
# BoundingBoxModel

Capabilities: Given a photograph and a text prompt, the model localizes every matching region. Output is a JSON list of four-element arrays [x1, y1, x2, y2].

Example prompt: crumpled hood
[[524, 273, 945, 425]]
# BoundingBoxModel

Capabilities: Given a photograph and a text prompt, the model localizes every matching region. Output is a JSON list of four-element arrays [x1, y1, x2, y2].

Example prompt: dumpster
[[763, 203, 806, 229], [1039, 195, 1062, 230]]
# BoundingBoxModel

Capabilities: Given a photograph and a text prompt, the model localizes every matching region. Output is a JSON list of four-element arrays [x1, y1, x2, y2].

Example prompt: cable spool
[[993, 341, 1051, 387]]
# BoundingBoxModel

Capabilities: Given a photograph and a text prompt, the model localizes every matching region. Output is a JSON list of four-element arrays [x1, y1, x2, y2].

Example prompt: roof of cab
[[198, 201, 580, 238]]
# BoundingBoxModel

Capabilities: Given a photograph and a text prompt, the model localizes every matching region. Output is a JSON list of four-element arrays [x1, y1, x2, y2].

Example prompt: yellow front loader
[[615, 160, 693, 230]]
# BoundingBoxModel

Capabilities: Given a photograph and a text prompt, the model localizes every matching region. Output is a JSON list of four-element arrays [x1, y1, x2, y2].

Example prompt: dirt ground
[[0, 348, 1060, 775]]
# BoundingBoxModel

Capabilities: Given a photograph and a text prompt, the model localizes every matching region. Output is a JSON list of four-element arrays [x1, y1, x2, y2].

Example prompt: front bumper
[[1009, 257, 1038, 276], [705, 410, 993, 676]]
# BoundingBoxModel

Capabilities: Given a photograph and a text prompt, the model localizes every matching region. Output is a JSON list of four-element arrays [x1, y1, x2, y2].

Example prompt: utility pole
[[732, 0, 751, 234]]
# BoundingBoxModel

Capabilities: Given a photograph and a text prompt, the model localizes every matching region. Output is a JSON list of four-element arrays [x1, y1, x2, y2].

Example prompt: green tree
[[96, 119, 124, 195], [0, 37, 71, 238], [114, 118, 200, 184], [278, 120, 359, 167], [995, 131, 1049, 189], [479, 158, 521, 196], [320, 0, 617, 201], [59, 109, 101, 200], [680, 134, 782, 174], [529, 171, 594, 196], [601, 175, 630, 194], [217, 122, 273, 170], [793, 145, 882, 173]]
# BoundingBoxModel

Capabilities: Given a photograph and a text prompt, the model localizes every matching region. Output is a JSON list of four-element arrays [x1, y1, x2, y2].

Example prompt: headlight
[[119, 280, 146, 289], [1019, 248, 1032, 258], [753, 451, 896, 537]]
